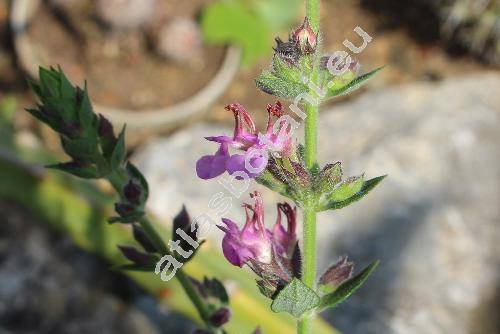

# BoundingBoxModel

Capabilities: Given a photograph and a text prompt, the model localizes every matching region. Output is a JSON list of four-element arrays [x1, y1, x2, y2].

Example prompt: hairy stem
[[306, 0, 320, 33], [299, 1, 320, 333]]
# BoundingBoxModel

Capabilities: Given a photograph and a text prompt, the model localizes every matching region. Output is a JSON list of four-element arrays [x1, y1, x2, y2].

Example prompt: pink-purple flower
[[217, 192, 297, 268], [196, 102, 293, 180]]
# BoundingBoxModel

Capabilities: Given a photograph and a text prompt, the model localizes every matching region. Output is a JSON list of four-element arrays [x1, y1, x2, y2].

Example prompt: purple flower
[[196, 102, 293, 180], [217, 192, 297, 268]]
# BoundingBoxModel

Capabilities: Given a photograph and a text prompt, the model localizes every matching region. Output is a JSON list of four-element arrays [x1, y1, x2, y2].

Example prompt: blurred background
[[0, 0, 499, 333]]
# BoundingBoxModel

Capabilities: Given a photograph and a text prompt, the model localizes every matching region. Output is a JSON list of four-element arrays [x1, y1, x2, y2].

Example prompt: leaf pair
[[270, 260, 379, 318]]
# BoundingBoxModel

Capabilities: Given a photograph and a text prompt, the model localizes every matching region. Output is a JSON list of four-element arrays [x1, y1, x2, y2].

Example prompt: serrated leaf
[[327, 66, 384, 98], [110, 125, 126, 170], [270, 278, 320, 317], [319, 175, 386, 211], [256, 72, 308, 99], [319, 260, 379, 310]]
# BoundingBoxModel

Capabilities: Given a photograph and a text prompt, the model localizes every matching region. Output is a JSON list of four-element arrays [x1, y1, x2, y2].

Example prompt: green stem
[[306, 0, 320, 33], [139, 217, 169, 254], [176, 267, 212, 322], [304, 102, 318, 169], [300, 1, 320, 333]]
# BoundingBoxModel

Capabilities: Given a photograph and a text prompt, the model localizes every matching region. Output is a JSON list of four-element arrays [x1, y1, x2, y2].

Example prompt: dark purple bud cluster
[[274, 17, 318, 66], [190, 276, 230, 331], [27, 67, 129, 180], [110, 162, 149, 224], [171, 205, 201, 263]]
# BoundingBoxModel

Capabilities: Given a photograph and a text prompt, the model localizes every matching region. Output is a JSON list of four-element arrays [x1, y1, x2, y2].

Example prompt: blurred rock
[[316, 72, 500, 334], [0, 201, 192, 334], [156, 18, 203, 63], [96, 0, 156, 30], [134, 72, 500, 333]]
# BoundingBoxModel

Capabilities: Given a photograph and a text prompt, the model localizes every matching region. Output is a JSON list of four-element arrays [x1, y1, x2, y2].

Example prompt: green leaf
[[108, 210, 144, 224], [39, 67, 60, 98], [61, 136, 98, 161], [271, 56, 302, 83], [270, 278, 320, 318], [46, 161, 101, 179], [112, 263, 156, 272], [201, 2, 271, 66], [256, 72, 308, 100], [319, 260, 379, 310], [77, 85, 96, 130], [110, 125, 126, 170], [255, 0, 301, 31], [319, 175, 386, 211], [315, 162, 343, 193], [329, 175, 364, 202], [327, 66, 384, 99]]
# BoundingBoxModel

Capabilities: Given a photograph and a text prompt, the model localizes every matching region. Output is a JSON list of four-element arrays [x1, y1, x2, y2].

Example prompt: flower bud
[[292, 17, 317, 55], [123, 180, 142, 205], [316, 162, 343, 194], [118, 245, 155, 266], [319, 255, 354, 287], [208, 307, 231, 327]]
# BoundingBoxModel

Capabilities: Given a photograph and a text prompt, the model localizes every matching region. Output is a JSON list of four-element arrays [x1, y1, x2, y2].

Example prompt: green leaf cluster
[[27, 67, 127, 179], [201, 0, 301, 66]]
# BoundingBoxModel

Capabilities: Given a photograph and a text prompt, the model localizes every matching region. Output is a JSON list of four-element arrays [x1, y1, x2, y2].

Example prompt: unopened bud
[[118, 245, 154, 265], [317, 162, 343, 193], [208, 307, 231, 327], [292, 17, 317, 54], [124, 180, 142, 205], [319, 255, 354, 286], [115, 202, 135, 217]]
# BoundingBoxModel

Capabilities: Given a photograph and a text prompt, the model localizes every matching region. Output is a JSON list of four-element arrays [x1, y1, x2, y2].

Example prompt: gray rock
[[0, 201, 192, 334], [317, 72, 500, 334], [134, 73, 500, 333]]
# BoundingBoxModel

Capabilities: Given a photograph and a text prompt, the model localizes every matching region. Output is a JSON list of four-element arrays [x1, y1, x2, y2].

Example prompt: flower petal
[[196, 144, 230, 179]]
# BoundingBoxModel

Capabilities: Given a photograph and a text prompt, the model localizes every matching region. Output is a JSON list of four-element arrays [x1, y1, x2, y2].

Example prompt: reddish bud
[[124, 180, 142, 205], [319, 255, 354, 286], [208, 307, 231, 327], [292, 17, 317, 54]]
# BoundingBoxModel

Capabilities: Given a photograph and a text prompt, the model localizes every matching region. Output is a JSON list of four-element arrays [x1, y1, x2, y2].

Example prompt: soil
[[26, 0, 224, 110], [0, 0, 491, 130], [210, 0, 488, 127]]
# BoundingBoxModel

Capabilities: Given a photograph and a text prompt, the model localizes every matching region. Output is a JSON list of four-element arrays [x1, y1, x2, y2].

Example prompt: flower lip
[[196, 101, 293, 180], [218, 192, 298, 269]]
